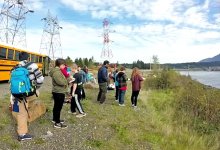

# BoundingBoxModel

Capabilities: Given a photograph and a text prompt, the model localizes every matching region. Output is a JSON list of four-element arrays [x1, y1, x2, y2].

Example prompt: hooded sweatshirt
[[49, 67, 68, 93], [117, 71, 127, 90]]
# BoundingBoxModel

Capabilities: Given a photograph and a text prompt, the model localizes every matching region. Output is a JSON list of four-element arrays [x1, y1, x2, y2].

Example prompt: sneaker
[[131, 104, 134, 107], [54, 123, 68, 129], [68, 111, 77, 115], [76, 113, 86, 118], [52, 120, 64, 124], [119, 104, 125, 106], [64, 99, 70, 103], [18, 134, 32, 141], [115, 99, 118, 102]]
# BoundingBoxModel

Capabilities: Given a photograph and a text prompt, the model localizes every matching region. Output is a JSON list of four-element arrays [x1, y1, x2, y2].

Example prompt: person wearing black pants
[[50, 58, 68, 128]]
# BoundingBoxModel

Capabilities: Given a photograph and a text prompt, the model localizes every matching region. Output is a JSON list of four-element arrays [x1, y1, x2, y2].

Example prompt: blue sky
[[0, 0, 220, 63]]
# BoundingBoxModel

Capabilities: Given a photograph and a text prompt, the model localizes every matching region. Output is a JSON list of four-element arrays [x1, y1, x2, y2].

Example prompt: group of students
[[10, 55, 88, 141], [10, 57, 143, 141], [97, 60, 144, 107]]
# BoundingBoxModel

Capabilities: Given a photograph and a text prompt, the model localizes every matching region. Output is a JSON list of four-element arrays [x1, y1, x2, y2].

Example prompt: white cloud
[[214, 14, 220, 23], [26, 0, 44, 11], [1, 0, 220, 63], [21, 19, 220, 64]]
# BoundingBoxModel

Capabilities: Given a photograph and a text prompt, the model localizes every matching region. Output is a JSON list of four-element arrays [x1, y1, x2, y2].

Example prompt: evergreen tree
[[75, 58, 79, 65], [65, 56, 73, 66], [78, 58, 84, 67], [84, 58, 89, 67], [88, 58, 93, 67]]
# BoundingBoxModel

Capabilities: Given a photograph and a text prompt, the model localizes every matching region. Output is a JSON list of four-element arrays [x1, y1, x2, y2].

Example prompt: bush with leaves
[[145, 69, 220, 134]]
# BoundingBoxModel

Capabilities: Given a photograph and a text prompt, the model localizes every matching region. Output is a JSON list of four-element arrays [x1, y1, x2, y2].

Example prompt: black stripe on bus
[[0, 64, 17, 67], [0, 70, 10, 72]]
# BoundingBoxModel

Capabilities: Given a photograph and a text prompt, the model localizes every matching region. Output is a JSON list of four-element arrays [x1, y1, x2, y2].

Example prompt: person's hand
[[72, 93, 75, 97], [69, 78, 75, 83]]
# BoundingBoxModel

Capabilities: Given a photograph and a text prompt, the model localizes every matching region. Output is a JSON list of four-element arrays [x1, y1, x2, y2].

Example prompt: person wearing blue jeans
[[116, 66, 127, 106], [119, 90, 126, 105]]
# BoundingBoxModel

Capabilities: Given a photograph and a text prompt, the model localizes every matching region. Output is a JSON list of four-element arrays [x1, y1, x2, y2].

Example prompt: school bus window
[[39, 56, 42, 63], [8, 49, 14, 60], [31, 54, 35, 62], [0, 47, 7, 59], [28, 53, 31, 60], [35, 55, 39, 63], [15, 51, 20, 60]]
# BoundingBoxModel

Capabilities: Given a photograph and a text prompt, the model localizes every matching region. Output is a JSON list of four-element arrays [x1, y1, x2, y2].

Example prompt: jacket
[[131, 74, 144, 91], [98, 66, 108, 83], [49, 67, 68, 93], [117, 72, 127, 88]]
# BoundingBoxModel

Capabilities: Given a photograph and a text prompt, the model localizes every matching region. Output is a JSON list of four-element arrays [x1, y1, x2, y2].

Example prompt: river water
[[179, 71, 220, 89]]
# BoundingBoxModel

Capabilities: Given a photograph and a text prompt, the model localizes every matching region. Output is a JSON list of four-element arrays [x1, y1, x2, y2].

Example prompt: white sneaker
[[132, 104, 134, 107], [68, 111, 77, 115], [76, 113, 86, 118], [119, 104, 125, 106]]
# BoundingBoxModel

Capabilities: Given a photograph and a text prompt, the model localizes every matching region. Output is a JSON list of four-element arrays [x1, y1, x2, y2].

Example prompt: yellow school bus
[[0, 43, 50, 81]]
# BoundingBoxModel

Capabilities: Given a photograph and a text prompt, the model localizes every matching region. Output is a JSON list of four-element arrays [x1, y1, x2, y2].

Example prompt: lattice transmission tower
[[0, 0, 33, 48], [101, 18, 114, 59], [39, 11, 62, 60]]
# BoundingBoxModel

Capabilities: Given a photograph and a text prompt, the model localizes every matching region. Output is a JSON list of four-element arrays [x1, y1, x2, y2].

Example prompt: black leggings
[[52, 92, 65, 123], [131, 90, 140, 106]]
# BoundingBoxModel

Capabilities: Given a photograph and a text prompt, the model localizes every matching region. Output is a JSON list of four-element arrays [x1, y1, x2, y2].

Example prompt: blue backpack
[[10, 66, 36, 100]]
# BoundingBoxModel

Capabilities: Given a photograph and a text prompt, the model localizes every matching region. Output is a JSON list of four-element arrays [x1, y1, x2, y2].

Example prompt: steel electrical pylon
[[39, 11, 62, 61], [101, 18, 113, 59], [0, 0, 33, 48]]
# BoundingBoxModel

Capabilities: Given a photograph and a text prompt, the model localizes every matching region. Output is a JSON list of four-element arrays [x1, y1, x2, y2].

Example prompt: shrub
[[145, 69, 220, 134], [145, 69, 182, 90]]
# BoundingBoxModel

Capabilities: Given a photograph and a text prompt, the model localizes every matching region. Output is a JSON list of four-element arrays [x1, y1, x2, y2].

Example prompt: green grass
[[142, 90, 220, 150], [0, 83, 219, 150]]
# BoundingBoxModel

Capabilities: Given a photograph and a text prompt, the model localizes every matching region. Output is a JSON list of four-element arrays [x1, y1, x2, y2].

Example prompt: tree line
[[65, 56, 95, 68]]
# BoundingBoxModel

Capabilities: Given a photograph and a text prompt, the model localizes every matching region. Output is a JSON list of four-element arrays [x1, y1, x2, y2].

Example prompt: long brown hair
[[131, 67, 140, 79]]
